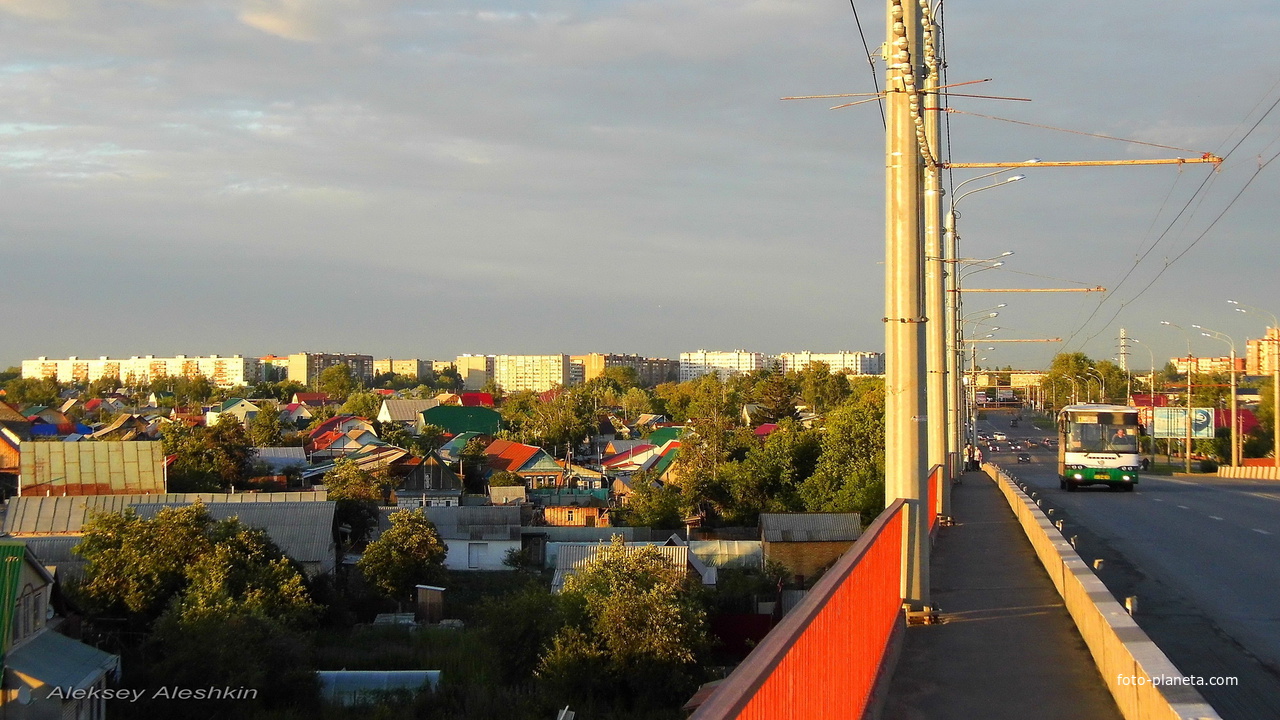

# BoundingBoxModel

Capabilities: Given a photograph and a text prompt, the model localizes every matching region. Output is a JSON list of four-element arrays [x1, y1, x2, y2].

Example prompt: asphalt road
[[978, 409, 1280, 719]]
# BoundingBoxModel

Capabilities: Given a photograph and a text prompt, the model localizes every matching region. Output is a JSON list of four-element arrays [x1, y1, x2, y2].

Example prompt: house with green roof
[[421, 405, 501, 436]]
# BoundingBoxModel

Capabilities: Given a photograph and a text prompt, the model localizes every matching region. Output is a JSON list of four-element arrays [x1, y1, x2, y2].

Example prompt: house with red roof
[[307, 415, 374, 440], [308, 427, 385, 461], [292, 392, 332, 406], [484, 439, 564, 489]]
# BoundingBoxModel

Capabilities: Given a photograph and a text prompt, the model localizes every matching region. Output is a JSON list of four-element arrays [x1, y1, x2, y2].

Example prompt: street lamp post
[[1195, 325, 1239, 467], [945, 175, 1024, 481], [1230, 300, 1280, 468], [1088, 368, 1107, 404], [1161, 321, 1194, 473]]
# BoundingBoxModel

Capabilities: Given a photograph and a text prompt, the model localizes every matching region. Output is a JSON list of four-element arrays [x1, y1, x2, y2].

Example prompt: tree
[[357, 509, 447, 601], [341, 391, 382, 420], [246, 402, 286, 447], [488, 470, 523, 487], [620, 477, 685, 528], [317, 364, 358, 402], [161, 415, 255, 492], [798, 380, 886, 519], [750, 371, 800, 424], [601, 365, 640, 389], [620, 387, 654, 423], [538, 538, 709, 712], [0, 366, 19, 384], [459, 437, 491, 494], [2, 377, 61, 407], [325, 459, 388, 547]]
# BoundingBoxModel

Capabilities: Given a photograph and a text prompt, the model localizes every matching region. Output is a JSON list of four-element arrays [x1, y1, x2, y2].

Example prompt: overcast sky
[[2, 1, 1278, 372]]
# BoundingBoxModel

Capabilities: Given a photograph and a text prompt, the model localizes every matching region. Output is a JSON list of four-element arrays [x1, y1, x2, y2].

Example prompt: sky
[[2, 0, 1278, 372]]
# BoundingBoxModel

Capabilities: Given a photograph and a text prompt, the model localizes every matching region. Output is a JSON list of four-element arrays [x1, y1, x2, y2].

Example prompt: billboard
[[1151, 407, 1215, 439]]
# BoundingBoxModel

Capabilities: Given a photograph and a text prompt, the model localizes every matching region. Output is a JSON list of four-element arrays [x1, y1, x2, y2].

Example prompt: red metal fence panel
[[691, 500, 905, 720]]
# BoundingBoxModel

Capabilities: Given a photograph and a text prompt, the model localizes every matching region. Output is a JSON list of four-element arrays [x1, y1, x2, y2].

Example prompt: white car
[[993, 431, 1008, 441]]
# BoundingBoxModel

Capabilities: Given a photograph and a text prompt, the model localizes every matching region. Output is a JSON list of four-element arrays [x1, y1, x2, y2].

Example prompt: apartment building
[[454, 355, 496, 391], [774, 351, 885, 376], [1245, 327, 1280, 375], [493, 355, 571, 393], [570, 353, 680, 387], [21, 355, 260, 388], [679, 350, 767, 382], [1171, 356, 1245, 375], [373, 358, 432, 379], [287, 352, 375, 386]]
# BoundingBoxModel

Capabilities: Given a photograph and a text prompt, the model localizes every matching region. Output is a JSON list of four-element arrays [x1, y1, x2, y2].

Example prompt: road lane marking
[[1209, 516, 1224, 521], [1253, 529, 1272, 535], [1177, 505, 1190, 509], [1152, 498, 1164, 502]]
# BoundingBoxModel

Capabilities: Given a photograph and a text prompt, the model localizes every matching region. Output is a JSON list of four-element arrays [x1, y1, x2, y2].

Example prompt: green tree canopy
[[539, 538, 709, 712], [161, 415, 255, 492], [317, 364, 358, 401], [245, 402, 286, 447], [341, 390, 383, 420], [357, 509, 447, 601]]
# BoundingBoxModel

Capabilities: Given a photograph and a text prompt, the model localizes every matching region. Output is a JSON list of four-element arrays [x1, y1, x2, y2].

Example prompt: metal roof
[[133, 502, 336, 566], [3, 492, 329, 535], [19, 441, 166, 496], [16, 536, 85, 582], [5, 624, 119, 691], [759, 512, 863, 543], [253, 446, 309, 473], [380, 399, 439, 423], [552, 543, 689, 592], [384, 505, 521, 541]]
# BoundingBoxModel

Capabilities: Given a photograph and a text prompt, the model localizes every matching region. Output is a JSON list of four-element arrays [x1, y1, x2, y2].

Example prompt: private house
[[204, 398, 260, 426], [601, 443, 656, 473], [435, 432, 490, 464], [759, 512, 864, 582], [308, 427, 385, 461], [542, 501, 610, 528], [133, 502, 338, 576], [377, 399, 440, 434], [550, 541, 716, 593], [393, 450, 463, 508], [18, 441, 167, 496], [291, 392, 332, 406], [253, 446, 310, 474], [145, 390, 175, 407], [88, 413, 153, 441], [484, 439, 564, 489], [5, 493, 335, 577], [420, 405, 501, 437], [377, 505, 521, 571], [279, 402, 315, 428], [308, 415, 375, 441], [0, 540, 120, 719]]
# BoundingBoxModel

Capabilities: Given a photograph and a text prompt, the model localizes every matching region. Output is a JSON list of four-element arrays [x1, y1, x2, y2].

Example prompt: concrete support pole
[[1231, 348, 1239, 467], [923, 10, 947, 511], [944, 211, 961, 480], [884, 0, 929, 606]]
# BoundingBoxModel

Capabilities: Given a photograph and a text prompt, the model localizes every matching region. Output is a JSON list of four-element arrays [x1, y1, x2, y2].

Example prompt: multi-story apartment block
[[287, 352, 374, 387], [774, 351, 885, 376], [1245, 327, 1280, 375], [493, 355, 571, 393], [454, 355, 496, 391], [1171, 356, 1245, 374], [679, 350, 767, 382], [373, 358, 432, 379], [22, 355, 261, 388], [570, 354, 681, 387], [259, 355, 291, 382]]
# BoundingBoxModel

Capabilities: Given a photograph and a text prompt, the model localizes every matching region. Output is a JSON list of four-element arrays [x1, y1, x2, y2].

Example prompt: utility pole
[[922, 4, 947, 513], [884, 0, 929, 608]]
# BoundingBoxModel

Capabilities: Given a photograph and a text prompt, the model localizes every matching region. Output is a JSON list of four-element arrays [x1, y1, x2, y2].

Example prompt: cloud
[[0, 0, 77, 20], [237, 0, 334, 41]]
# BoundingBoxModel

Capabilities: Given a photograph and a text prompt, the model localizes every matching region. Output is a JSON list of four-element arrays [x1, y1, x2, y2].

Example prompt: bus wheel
[[1059, 479, 1067, 490], [1122, 483, 1135, 492], [1065, 481, 1078, 492]]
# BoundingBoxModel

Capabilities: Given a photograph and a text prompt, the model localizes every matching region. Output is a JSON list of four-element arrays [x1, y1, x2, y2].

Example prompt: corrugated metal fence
[[691, 499, 906, 720]]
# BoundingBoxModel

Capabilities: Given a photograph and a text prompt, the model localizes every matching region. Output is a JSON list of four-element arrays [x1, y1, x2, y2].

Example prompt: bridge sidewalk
[[883, 468, 1122, 720]]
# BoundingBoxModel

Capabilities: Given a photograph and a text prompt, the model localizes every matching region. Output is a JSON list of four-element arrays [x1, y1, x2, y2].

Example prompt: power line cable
[[848, 0, 885, 130]]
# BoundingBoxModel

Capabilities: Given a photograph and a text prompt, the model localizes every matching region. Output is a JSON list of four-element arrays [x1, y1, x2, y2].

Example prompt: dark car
[[1016, 452, 1031, 463]]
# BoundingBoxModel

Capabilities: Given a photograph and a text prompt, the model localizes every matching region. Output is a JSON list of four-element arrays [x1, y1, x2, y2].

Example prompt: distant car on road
[[1017, 452, 1032, 463], [993, 431, 1008, 441]]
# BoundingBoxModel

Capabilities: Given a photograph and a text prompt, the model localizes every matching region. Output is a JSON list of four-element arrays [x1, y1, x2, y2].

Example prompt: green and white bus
[[1057, 404, 1142, 492]]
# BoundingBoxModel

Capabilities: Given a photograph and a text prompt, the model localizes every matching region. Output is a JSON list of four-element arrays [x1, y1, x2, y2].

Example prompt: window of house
[[566, 510, 575, 523]]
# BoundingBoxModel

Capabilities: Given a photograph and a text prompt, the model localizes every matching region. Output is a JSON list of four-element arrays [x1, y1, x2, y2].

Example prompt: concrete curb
[[984, 464, 1222, 720], [1216, 466, 1280, 481]]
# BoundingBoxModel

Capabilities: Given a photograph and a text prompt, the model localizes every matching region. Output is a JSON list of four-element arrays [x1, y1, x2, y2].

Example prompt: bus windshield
[[1067, 423, 1139, 453]]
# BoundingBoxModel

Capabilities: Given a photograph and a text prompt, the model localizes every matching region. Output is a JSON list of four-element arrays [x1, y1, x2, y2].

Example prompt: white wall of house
[[442, 539, 520, 571]]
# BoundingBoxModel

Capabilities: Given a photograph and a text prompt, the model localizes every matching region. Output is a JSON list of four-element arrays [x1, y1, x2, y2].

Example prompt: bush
[[1198, 459, 1219, 473]]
